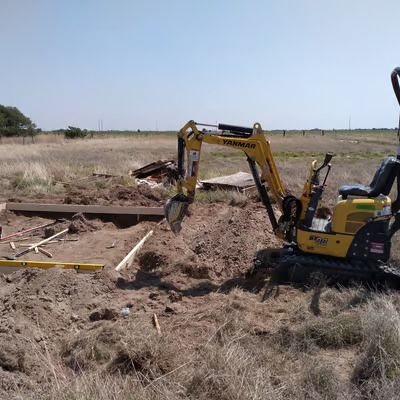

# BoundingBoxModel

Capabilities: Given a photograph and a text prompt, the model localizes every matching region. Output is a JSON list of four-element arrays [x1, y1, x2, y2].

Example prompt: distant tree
[[64, 126, 88, 139], [0, 105, 38, 138]]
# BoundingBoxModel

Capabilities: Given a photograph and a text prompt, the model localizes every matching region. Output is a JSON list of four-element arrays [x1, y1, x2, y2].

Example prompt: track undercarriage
[[250, 246, 400, 294]]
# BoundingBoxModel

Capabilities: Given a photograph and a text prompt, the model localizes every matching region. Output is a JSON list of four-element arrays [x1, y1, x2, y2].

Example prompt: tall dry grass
[[0, 130, 394, 200]]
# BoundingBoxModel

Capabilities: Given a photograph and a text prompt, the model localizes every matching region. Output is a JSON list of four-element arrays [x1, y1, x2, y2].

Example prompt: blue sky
[[1, 0, 400, 130]]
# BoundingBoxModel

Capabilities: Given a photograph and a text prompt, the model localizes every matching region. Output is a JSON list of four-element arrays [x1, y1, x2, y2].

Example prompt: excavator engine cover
[[164, 193, 189, 234]]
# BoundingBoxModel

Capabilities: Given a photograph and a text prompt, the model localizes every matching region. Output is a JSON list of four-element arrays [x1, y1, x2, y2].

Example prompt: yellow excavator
[[164, 68, 400, 288]]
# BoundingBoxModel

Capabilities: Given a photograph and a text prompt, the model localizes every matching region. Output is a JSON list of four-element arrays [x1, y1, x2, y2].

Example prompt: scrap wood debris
[[129, 159, 178, 185], [10, 228, 69, 259]]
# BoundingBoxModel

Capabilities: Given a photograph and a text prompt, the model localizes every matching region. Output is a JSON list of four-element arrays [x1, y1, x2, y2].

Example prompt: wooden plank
[[153, 313, 161, 336], [0, 259, 103, 273], [13, 228, 68, 259], [6, 203, 164, 216], [38, 247, 53, 258], [115, 230, 154, 272]]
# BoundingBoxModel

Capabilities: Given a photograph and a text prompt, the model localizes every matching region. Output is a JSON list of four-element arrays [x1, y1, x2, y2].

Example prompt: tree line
[[0, 105, 86, 139], [0, 105, 40, 137]]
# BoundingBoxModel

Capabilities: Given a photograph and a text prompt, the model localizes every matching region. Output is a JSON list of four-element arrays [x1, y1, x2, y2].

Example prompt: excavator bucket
[[164, 194, 189, 234]]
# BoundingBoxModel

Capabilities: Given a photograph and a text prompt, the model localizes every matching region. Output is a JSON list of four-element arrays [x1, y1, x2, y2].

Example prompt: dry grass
[[6, 288, 400, 400], [0, 130, 394, 201], [353, 297, 400, 385], [2, 131, 400, 399]]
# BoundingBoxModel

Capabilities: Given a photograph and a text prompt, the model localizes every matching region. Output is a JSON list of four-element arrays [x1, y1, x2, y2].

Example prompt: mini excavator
[[164, 68, 400, 289]]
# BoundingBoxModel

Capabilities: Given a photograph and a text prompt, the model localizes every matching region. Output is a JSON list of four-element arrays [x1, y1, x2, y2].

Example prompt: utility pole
[[349, 115, 351, 131]]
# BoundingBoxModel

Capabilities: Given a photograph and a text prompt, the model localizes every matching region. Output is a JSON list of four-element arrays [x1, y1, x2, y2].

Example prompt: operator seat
[[339, 157, 399, 199]]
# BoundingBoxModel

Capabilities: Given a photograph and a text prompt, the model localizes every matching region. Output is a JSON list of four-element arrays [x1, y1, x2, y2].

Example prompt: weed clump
[[300, 313, 362, 349], [12, 162, 53, 193], [301, 361, 339, 400], [353, 298, 400, 385]]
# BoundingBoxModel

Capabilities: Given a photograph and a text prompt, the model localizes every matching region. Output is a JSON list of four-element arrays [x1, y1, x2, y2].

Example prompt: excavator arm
[[165, 120, 302, 239]]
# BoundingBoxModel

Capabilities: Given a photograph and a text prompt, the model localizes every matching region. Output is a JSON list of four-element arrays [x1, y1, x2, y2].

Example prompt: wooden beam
[[6, 203, 164, 216]]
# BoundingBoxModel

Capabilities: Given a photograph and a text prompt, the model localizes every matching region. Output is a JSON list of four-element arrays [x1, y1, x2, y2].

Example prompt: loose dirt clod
[[89, 308, 119, 322]]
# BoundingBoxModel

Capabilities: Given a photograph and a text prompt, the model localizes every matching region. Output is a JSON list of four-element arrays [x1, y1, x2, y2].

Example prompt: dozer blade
[[164, 194, 189, 234]]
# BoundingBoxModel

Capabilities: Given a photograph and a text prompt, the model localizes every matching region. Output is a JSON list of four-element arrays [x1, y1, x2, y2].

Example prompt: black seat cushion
[[339, 184, 371, 197], [339, 157, 398, 198]]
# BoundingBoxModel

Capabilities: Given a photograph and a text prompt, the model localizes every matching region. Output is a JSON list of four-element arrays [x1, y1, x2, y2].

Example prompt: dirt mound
[[64, 185, 163, 207], [64, 193, 96, 205], [0, 268, 112, 389], [108, 185, 163, 206], [68, 213, 102, 233], [138, 203, 281, 282]]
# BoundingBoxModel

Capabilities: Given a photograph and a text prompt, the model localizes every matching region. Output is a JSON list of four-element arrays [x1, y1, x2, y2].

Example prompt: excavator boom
[[165, 120, 301, 238]]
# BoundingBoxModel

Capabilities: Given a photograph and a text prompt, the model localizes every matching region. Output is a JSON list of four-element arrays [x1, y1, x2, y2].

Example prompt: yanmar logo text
[[223, 139, 256, 149]]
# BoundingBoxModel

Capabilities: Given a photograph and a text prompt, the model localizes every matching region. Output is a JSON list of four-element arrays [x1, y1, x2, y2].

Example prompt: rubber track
[[279, 253, 400, 286]]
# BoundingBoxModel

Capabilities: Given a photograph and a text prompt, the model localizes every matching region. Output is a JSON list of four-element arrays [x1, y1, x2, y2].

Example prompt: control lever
[[304, 153, 335, 228]]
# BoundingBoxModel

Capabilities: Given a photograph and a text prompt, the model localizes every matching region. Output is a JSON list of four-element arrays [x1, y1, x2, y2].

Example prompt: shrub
[[64, 126, 88, 139]]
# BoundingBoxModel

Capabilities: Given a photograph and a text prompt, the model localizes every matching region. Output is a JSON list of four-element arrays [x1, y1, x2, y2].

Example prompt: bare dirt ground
[[0, 186, 290, 398], [1, 133, 400, 399]]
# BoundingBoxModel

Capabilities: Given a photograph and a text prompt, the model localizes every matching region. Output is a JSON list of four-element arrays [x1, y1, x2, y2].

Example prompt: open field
[[0, 129, 398, 200], [0, 130, 400, 399]]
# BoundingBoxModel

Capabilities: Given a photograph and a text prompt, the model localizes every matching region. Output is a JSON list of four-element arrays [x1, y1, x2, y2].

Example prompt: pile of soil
[[109, 185, 162, 206], [0, 268, 113, 392], [68, 213, 103, 233], [63, 185, 164, 207], [134, 202, 281, 282]]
